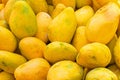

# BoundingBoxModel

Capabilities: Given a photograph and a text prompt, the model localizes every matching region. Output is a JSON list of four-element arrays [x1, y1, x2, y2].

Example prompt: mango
[[92, 0, 118, 11], [75, 6, 94, 26], [47, 60, 83, 80], [44, 41, 78, 64], [85, 67, 118, 80], [72, 26, 89, 52], [86, 2, 119, 44], [52, 3, 66, 18], [2, 0, 8, 5], [36, 12, 52, 43], [53, 0, 76, 9], [0, 50, 27, 73], [14, 58, 50, 80], [0, 20, 9, 29], [9, 1, 37, 39], [0, 8, 4, 20], [76, 42, 111, 69], [26, 0, 48, 14], [0, 26, 17, 52], [48, 7, 77, 43], [114, 36, 120, 68], [0, 71, 15, 80], [76, 0, 92, 9]]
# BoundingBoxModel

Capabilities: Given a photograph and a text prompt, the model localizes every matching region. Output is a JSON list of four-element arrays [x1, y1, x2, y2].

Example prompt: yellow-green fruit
[[72, 26, 89, 52], [107, 34, 117, 65], [0, 26, 17, 52], [86, 2, 119, 44], [114, 36, 120, 68], [108, 64, 120, 80], [19, 37, 46, 60], [0, 71, 15, 80], [48, 7, 77, 43], [26, 0, 48, 14], [85, 67, 118, 80], [76, 0, 92, 9], [75, 6, 94, 26], [44, 41, 78, 64], [76, 42, 111, 69], [47, 60, 83, 80], [9, 1, 37, 39], [92, 0, 118, 11], [0, 50, 27, 73], [53, 0, 76, 9], [36, 12, 52, 43], [52, 3, 66, 18], [14, 58, 50, 80]]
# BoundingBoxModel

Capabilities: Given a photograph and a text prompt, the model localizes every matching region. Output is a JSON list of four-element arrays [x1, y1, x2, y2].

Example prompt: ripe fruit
[[76, 42, 111, 69], [47, 60, 83, 80], [14, 58, 50, 80], [44, 41, 77, 64]]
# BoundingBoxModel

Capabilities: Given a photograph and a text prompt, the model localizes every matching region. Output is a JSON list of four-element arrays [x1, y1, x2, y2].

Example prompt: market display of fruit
[[0, 0, 120, 80]]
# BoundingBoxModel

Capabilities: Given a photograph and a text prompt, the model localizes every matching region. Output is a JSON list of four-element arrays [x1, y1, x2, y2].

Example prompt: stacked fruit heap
[[0, 0, 120, 80]]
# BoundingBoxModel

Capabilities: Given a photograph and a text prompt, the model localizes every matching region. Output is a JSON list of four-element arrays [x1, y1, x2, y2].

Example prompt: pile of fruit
[[0, 0, 120, 80]]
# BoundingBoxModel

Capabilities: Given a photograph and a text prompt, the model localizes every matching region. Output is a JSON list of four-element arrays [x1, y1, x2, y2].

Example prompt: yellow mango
[[86, 2, 119, 44], [9, 1, 37, 39], [0, 26, 17, 52], [52, 3, 66, 18], [0, 8, 4, 20], [92, 0, 118, 11], [14, 58, 50, 80], [47, 60, 83, 80], [44, 41, 78, 64], [48, 7, 77, 43], [0, 4, 4, 11], [85, 67, 118, 80], [114, 36, 120, 68], [76, 42, 111, 69], [36, 12, 52, 43], [0, 50, 27, 73], [107, 34, 117, 65], [0, 20, 9, 28], [26, 0, 48, 14], [76, 0, 92, 8], [72, 26, 89, 52], [19, 37, 46, 60], [75, 6, 94, 26], [0, 71, 15, 80], [53, 0, 76, 9]]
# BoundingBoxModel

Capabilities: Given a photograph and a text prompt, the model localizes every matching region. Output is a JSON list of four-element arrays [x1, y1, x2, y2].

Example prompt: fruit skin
[[35, 12, 52, 43], [47, 60, 83, 80], [76, 0, 92, 9], [9, 1, 37, 39], [0, 50, 27, 73], [86, 2, 119, 44], [52, 3, 66, 18], [114, 36, 120, 68], [14, 58, 50, 80], [53, 0, 76, 9], [44, 41, 78, 64], [108, 64, 120, 80], [48, 7, 77, 43], [75, 6, 94, 26], [76, 42, 111, 69], [0, 71, 15, 80], [0, 26, 17, 52], [19, 37, 46, 60], [26, 0, 48, 14], [72, 26, 89, 52], [85, 67, 118, 80]]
